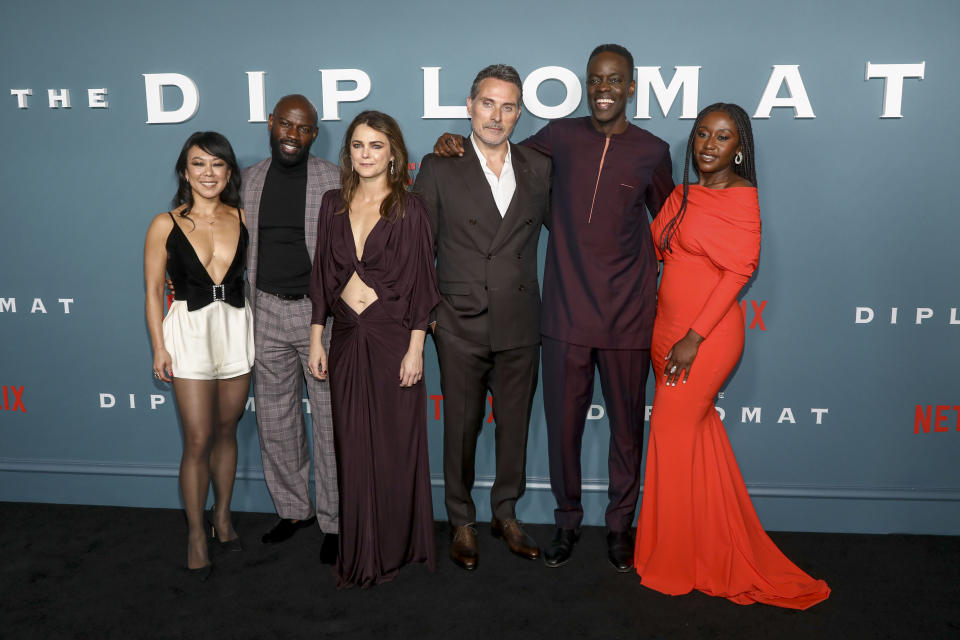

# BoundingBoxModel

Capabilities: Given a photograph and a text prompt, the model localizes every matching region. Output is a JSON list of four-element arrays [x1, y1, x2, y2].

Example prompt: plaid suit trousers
[[253, 290, 338, 530]]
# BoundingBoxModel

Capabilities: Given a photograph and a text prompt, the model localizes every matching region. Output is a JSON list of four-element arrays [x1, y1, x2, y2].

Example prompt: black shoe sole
[[543, 554, 572, 568]]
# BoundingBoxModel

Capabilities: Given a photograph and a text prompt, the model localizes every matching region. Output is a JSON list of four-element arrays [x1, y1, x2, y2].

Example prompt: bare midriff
[[340, 271, 379, 316]]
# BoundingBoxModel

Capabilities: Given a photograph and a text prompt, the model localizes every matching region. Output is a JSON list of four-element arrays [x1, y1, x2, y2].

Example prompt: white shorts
[[162, 300, 255, 380]]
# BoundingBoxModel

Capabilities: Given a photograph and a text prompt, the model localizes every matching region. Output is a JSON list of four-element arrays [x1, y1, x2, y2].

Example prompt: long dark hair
[[172, 131, 242, 220], [659, 103, 757, 254], [337, 111, 409, 220]]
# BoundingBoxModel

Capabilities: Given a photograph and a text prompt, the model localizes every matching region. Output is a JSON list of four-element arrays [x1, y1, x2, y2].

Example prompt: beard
[[270, 133, 313, 167]]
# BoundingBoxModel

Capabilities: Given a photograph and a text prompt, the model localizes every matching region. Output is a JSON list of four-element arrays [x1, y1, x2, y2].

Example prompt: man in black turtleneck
[[242, 95, 340, 559]]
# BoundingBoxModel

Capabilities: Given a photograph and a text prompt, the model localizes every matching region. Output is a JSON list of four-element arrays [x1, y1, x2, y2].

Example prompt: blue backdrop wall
[[1, 0, 957, 534]]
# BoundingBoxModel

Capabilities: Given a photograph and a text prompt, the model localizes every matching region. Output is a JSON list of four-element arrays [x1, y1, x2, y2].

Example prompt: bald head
[[272, 94, 318, 126], [268, 94, 319, 166]]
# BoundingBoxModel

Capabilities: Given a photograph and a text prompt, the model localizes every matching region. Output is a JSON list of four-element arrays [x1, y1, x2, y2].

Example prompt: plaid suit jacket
[[242, 155, 340, 315]]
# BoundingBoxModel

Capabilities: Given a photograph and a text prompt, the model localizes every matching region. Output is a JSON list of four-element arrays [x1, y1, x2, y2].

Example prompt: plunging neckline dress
[[309, 190, 440, 588]]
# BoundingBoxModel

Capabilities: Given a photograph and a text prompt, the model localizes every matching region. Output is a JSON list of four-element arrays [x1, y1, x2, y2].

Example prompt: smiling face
[[349, 123, 393, 180], [268, 97, 319, 167], [467, 77, 522, 149], [586, 51, 635, 134], [693, 110, 741, 176], [184, 146, 231, 201]]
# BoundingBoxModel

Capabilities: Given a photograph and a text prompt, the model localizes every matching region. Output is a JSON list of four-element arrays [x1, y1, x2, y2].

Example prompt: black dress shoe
[[606, 530, 635, 572], [319, 533, 339, 565], [261, 517, 316, 544], [543, 528, 580, 568]]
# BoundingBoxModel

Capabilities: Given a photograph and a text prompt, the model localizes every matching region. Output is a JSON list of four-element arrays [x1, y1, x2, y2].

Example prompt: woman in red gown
[[635, 103, 830, 609], [308, 111, 439, 588]]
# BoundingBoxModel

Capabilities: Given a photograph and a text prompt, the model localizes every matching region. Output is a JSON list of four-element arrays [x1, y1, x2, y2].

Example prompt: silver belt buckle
[[212, 284, 225, 302]]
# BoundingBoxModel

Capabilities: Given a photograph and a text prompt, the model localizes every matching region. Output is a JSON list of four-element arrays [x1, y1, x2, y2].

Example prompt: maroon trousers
[[541, 336, 650, 532]]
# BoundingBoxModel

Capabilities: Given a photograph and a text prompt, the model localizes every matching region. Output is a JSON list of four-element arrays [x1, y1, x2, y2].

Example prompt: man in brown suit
[[414, 65, 551, 571]]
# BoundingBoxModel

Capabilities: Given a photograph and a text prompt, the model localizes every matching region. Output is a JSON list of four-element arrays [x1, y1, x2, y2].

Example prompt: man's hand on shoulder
[[434, 133, 465, 157]]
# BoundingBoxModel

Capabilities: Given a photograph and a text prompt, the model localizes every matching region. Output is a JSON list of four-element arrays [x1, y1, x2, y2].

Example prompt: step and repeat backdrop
[[1, 0, 957, 533]]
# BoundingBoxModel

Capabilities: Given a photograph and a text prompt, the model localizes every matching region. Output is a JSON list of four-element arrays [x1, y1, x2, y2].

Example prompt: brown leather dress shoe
[[449, 524, 479, 570], [490, 518, 540, 560]]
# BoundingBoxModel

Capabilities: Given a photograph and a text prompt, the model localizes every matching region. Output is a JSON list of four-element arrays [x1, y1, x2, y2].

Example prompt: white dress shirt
[[470, 134, 516, 217]]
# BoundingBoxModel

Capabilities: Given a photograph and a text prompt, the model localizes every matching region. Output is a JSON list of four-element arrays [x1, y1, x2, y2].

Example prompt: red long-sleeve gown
[[635, 184, 830, 610]]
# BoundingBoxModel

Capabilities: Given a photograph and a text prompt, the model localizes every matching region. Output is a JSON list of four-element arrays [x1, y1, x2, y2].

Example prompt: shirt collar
[[469, 133, 512, 173]]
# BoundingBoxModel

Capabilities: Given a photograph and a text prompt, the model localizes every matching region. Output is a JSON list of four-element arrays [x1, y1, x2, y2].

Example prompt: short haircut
[[588, 44, 634, 72], [469, 64, 523, 100]]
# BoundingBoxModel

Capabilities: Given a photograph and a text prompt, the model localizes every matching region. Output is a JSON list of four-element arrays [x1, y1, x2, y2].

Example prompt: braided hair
[[658, 103, 757, 254]]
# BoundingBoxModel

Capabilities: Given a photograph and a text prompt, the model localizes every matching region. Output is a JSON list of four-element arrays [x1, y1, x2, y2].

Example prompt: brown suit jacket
[[414, 142, 550, 351]]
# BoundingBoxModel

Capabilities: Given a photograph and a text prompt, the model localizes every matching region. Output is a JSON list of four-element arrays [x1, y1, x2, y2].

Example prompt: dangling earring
[[734, 151, 743, 165], [389, 159, 395, 176]]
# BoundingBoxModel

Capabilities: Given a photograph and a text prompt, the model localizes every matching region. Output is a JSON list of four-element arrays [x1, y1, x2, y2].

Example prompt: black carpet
[[1, 502, 957, 639]]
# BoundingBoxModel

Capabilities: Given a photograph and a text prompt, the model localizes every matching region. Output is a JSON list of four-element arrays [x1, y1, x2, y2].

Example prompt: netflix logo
[[2, 385, 26, 413], [914, 405, 960, 434], [741, 300, 767, 330]]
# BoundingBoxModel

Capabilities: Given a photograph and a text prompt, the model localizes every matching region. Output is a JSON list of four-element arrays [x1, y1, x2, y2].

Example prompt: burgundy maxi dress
[[310, 189, 440, 588]]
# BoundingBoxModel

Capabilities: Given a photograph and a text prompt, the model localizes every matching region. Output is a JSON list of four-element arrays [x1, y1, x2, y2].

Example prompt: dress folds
[[310, 190, 440, 588], [635, 185, 830, 610]]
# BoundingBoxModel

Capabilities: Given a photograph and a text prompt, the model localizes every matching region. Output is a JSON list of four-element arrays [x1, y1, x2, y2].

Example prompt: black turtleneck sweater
[[256, 159, 311, 296]]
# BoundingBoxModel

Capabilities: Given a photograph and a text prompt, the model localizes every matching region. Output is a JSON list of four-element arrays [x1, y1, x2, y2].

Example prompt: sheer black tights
[[172, 373, 250, 568]]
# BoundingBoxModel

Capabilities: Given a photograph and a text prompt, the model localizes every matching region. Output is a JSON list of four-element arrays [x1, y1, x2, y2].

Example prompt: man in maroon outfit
[[434, 44, 673, 572]]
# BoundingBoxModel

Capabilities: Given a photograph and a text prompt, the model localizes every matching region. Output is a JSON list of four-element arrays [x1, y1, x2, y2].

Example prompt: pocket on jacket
[[438, 281, 471, 296]]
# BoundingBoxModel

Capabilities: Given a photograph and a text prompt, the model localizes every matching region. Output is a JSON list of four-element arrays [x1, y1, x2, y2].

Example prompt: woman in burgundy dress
[[308, 111, 439, 588]]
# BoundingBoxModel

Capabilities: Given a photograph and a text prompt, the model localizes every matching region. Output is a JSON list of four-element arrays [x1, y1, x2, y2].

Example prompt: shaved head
[[268, 94, 320, 166], [272, 94, 318, 126]]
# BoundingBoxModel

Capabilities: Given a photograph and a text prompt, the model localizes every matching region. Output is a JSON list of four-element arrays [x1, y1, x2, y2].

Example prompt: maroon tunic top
[[523, 117, 673, 349], [309, 190, 440, 332]]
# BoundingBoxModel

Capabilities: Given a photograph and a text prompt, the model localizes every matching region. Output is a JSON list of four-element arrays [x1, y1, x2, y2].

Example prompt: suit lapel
[[488, 144, 527, 253], [305, 156, 324, 262], [458, 142, 504, 236], [244, 158, 270, 295]]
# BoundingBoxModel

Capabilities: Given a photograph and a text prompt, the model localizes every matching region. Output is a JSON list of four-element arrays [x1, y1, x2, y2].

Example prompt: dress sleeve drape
[[309, 191, 336, 326], [391, 195, 440, 331], [688, 188, 761, 338]]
